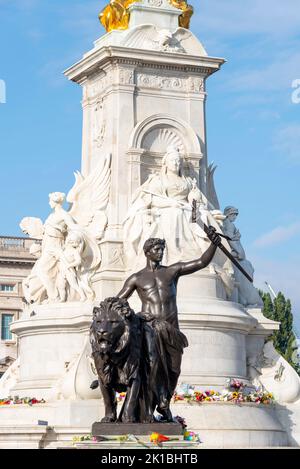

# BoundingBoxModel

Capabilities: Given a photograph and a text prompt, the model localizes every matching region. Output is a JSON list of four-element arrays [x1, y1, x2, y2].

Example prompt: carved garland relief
[[87, 67, 205, 98]]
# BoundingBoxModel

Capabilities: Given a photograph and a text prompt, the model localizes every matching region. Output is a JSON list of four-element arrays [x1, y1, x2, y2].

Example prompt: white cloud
[[192, 1, 300, 114], [273, 124, 300, 165], [253, 222, 300, 248], [222, 48, 300, 94]]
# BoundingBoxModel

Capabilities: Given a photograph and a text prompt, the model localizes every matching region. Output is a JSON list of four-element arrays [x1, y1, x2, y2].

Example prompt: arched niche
[[127, 114, 204, 194]]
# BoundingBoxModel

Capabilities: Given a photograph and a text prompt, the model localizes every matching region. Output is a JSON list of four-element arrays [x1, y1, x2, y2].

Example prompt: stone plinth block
[[92, 422, 183, 436], [8, 302, 100, 401], [75, 440, 200, 450]]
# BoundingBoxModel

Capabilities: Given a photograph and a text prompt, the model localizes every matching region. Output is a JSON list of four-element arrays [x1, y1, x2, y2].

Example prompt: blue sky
[[0, 1, 300, 327]]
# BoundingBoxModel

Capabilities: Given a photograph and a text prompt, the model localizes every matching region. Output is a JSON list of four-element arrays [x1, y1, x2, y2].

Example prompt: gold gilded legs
[[168, 1, 194, 29], [99, 1, 194, 33], [99, 1, 138, 33]]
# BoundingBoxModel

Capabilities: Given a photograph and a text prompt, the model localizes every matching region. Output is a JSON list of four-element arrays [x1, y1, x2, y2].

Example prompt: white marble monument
[[0, 0, 299, 448]]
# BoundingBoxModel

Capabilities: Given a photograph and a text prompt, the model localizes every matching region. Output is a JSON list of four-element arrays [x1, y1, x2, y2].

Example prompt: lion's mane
[[90, 297, 142, 390]]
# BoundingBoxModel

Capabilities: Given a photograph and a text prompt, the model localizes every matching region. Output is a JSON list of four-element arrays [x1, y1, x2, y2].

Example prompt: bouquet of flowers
[[173, 379, 275, 406], [0, 396, 46, 406]]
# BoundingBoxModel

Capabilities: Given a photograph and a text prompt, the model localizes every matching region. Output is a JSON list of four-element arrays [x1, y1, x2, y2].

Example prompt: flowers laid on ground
[[72, 434, 136, 444], [116, 392, 126, 402], [183, 431, 200, 442], [115, 379, 275, 408], [72, 434, 97, 443], [228, 379, 244, 390], [150, 432, 170, 444], [72, 414, 200, 447], [173, 379, 275, 405], [0, 396, 46, 406]]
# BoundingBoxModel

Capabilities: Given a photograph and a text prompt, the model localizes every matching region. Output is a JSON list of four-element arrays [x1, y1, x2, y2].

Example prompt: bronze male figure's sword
[[191, 199, 253, 283], [203, 224, 253, 284], [142, 191, 253, 283]]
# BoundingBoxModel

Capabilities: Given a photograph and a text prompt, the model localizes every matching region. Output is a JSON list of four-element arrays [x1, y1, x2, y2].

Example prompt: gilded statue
[[99, 1, 137, 33], [169, 1, 194, 29], [99, 1, 194, 33]]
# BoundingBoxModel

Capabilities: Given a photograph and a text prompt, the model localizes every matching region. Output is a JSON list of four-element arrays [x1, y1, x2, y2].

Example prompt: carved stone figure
[[20, 155, 111, 304], [247, 342, 300, 404], [90, 297, 143, 423], [123, 146, 232, 288], [21, 192, 78, 303], [56, 231, 95, 302], [223, 206, 263, 307], [117, 228, 222, 422]]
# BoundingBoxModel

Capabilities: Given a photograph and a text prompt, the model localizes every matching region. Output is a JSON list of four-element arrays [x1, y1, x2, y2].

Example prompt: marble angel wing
[[19, 217, 44, 239], [67, 154, 112, 240], [206, 163, 220, 210], [122, 25, 159, 50]]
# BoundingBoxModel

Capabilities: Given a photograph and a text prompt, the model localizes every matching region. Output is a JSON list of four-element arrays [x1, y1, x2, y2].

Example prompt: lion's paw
[[142, 417, 155, 424], [101, 415, 117, 423], [122, 416, 137, 424]]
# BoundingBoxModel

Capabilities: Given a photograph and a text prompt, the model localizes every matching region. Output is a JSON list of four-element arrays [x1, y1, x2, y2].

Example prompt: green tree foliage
[[260, 291, 300, 375]]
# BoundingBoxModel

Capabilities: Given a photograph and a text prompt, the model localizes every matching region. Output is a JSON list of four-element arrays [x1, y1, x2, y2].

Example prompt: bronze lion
[[90, 297, 143, 423]]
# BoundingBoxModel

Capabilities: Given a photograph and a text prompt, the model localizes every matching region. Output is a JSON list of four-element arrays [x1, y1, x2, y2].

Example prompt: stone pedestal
[[9, 302, 99, 401], [0, 400, 103, 427], [173, 402, 288, 448], [92, 422, 182, 436], [0, 302, 104, 443], [129, 0, 181, 30]]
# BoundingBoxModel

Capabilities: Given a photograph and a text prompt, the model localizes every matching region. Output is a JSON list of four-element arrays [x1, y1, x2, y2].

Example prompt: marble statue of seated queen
[[123, 146, 232, 282]]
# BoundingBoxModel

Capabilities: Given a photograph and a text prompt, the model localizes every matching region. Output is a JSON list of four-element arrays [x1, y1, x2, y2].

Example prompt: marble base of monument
[[74, 440, 200, 450], [0, 401, 291, 448]]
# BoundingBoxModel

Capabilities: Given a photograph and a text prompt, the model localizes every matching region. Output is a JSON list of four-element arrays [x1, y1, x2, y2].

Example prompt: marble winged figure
[[20, 155, 111, 305]]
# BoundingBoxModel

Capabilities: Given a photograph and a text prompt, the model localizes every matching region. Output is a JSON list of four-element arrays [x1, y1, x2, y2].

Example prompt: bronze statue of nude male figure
[[117, 227, 221, 422]]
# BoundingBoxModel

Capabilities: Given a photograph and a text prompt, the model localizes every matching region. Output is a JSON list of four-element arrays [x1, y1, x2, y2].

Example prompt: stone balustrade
[[0, 237, 40, 252]]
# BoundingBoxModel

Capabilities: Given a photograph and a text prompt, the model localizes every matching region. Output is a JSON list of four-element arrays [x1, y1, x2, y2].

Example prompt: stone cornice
[[65, 45, 225, 84]]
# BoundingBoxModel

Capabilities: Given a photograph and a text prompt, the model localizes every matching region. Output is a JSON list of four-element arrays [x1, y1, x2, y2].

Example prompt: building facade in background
[[0, 236, 36, 377]]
